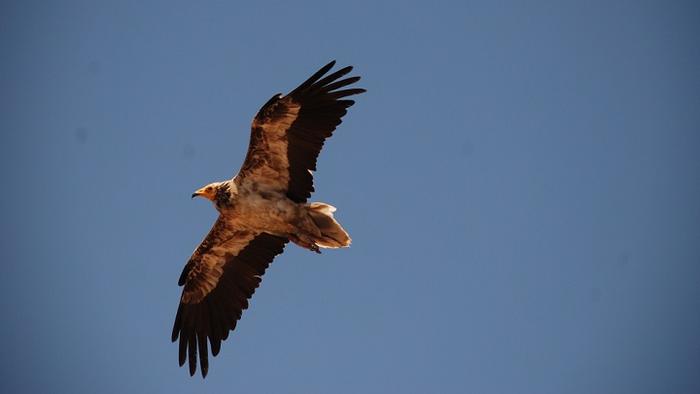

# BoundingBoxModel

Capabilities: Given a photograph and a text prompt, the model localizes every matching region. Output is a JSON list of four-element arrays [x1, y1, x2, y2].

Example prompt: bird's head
[[191, 182, 222, 201]]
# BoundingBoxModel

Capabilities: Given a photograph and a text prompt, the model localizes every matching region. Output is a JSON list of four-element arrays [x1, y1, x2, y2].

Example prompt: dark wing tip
[[211, 338, 221, 356], [200, 355, 209, 378], [290, 60, 338, 95], [178, 336, 187, 367], [329, 88, 366, 99], [188, 329, 198, 376], [171, 304, 183, 342], [197, 330, 209, 378]]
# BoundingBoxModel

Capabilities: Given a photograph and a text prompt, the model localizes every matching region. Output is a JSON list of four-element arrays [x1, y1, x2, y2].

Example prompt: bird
[[171, 61, 365, 378]]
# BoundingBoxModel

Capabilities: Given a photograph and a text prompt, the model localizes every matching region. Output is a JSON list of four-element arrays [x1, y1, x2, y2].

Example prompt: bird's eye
[[206, 187, 212, 192]]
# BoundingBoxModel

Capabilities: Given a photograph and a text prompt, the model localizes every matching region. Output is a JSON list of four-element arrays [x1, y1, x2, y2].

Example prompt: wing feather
[[236, 61, 365, 203], [172, 217, 287, 377]]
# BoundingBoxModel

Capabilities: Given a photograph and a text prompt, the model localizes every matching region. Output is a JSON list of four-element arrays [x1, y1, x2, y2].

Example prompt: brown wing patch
[[172, 231, 288, 377], [180, 231, 256, 304], [237, 96, 301, 191], [236, 61, 365, 202]]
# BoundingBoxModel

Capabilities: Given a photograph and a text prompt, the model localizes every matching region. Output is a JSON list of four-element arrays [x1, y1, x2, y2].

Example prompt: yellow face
[[192, 183, 217, 201]]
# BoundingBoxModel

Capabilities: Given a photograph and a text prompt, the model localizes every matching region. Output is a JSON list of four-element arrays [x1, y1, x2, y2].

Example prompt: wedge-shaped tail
[[307, 202, 351, 248]]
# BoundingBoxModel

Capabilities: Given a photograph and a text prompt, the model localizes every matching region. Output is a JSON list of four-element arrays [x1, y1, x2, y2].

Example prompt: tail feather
[[307, 202, 351, 248]]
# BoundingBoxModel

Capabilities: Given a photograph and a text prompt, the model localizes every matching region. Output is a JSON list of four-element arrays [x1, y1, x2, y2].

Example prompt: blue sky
[[1, 1, 699, 393]]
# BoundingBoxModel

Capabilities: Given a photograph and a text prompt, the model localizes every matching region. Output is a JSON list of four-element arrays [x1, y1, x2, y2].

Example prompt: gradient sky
[[2, 1, 699, 393]]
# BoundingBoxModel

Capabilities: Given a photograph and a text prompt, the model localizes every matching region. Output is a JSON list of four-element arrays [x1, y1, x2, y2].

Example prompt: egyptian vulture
[[171, 61, 364, 377]]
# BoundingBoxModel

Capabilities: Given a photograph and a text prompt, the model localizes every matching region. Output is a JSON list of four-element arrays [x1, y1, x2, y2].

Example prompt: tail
[[306, 202, 352, 248]]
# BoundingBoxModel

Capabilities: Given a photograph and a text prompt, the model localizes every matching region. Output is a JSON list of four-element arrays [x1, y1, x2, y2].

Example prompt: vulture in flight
[[171, 61, 365, 377]]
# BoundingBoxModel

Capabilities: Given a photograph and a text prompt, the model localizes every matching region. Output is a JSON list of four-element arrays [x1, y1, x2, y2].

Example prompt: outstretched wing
[[172, 216, 288, 377], [236, 60, 365, 203]]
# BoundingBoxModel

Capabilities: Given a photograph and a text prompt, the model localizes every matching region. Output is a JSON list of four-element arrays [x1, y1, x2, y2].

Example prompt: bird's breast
[[228, 191, 299, 232]]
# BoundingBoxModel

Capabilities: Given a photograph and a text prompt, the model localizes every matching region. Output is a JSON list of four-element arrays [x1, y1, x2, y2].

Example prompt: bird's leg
[[289, 234, 321, 254]]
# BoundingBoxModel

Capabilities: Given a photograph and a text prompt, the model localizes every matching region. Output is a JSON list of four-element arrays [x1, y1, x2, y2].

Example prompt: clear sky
[[2, 1, 699, 393]]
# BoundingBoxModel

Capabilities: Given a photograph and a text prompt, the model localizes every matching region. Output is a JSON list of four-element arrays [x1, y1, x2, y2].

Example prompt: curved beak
[[192, 186, 216, 201]]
